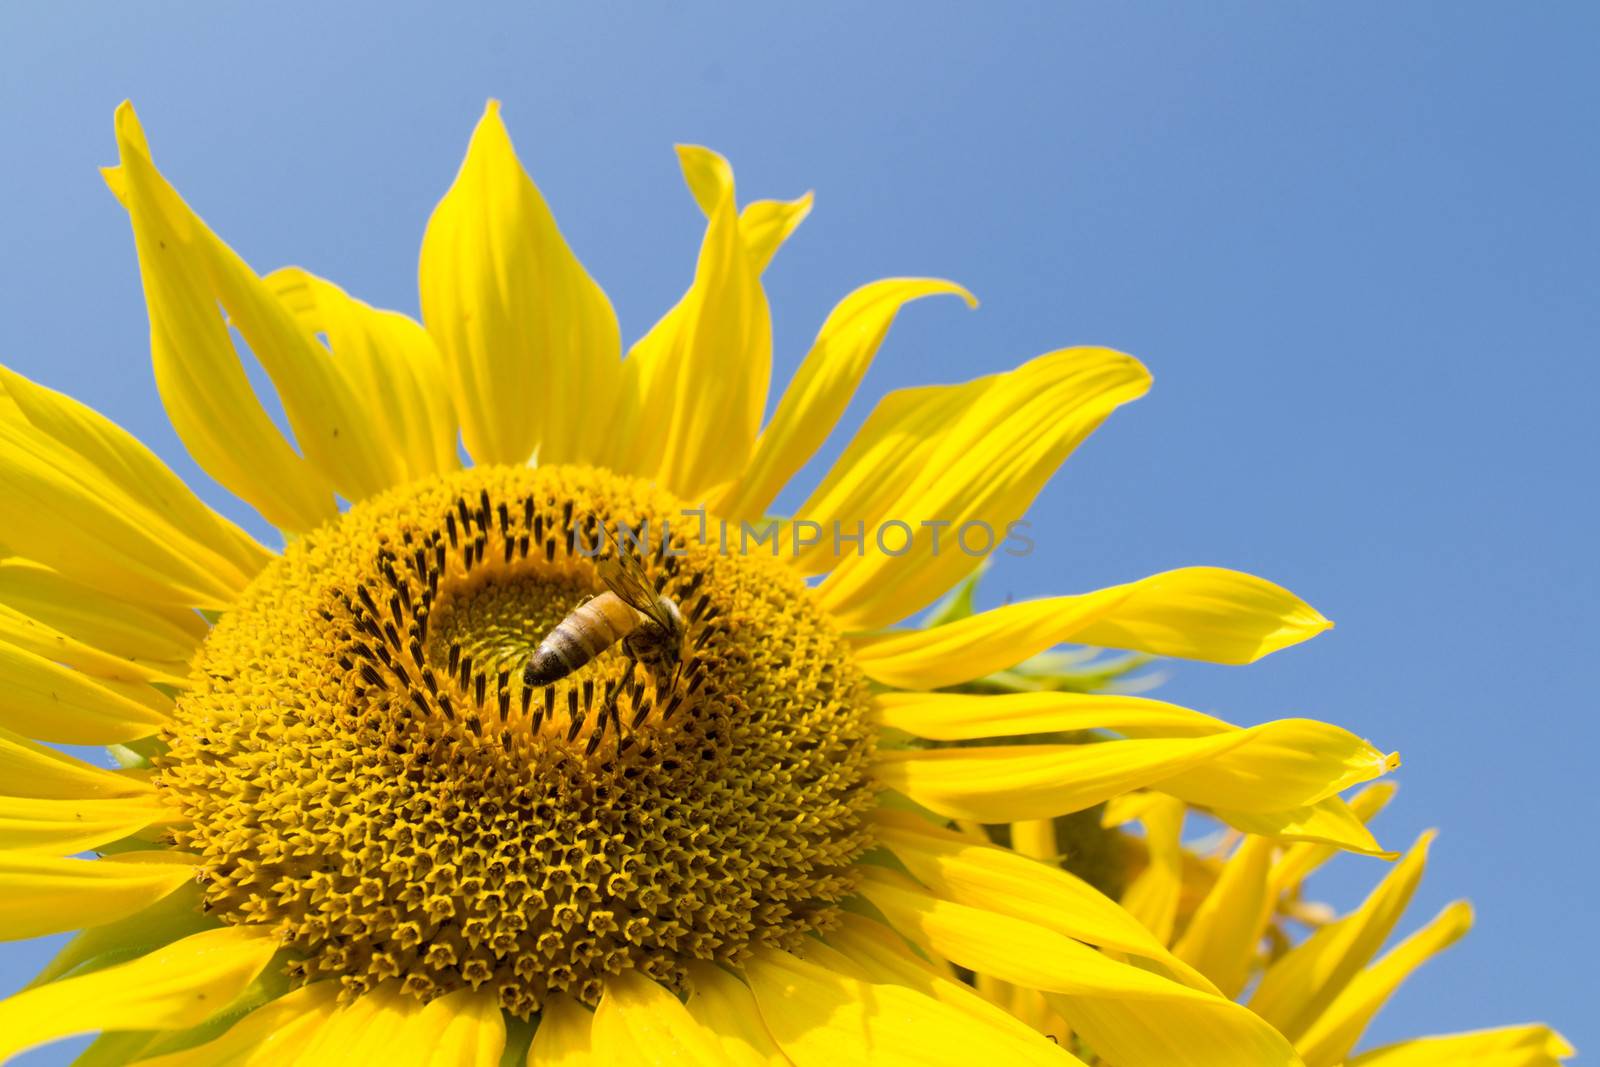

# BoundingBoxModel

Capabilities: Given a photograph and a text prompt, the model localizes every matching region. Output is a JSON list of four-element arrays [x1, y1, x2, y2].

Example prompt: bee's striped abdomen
[[523, 592, 643, 686]]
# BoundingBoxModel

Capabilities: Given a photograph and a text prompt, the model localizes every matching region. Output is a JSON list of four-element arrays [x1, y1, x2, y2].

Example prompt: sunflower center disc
[[157, 465, 876, 1015]]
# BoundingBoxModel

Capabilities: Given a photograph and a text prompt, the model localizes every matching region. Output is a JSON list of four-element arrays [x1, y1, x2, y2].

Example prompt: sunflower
[[1025, 784, 1573, 1066], [0, 99, 1419, 1065]]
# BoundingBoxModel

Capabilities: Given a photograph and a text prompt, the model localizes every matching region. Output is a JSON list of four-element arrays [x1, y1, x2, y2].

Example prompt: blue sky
[[1, 3, 1595, 1061]]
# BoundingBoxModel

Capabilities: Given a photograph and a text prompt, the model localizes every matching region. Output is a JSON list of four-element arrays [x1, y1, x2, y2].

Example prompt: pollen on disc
[[156, 465, 876, 1016]]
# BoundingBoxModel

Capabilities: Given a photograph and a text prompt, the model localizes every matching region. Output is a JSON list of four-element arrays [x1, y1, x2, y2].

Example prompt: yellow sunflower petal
[[108, 102, 346, 531], [0, 924, 278, 1063], [1347, 1024, 1574, 1067], [1219, 795, 1397, 858], [877, 711, 1387, 829], [134, 981, 341, 1066], [858, 868, 1301, 1067], [676, 138, 737, 216], [1009, 818, 1057, 863], [875, 735, 1243, 823], [526, 992, 594, 1066], [1193, 742, 1397, 856], [411, 986, 507, 1066], [745, 944, 1080, 1067], [1054, 992, 1304, 1067], [0, 392, 256, 611], [0, 638, 170, 744], [0, 559, 205, 673], [1249, 832, 1436, 1041], [1065, 566, 1333, 664], [269, 267, 460, 484], [0, 723, 151, 799], [0, 598, 184, 687], [715, 278, 976, 523], [816, 347, 1151, 629], [684, 961, 793, 1066], [789, 936, 876, 981], [610, 145, 771, 500], [1270, 782, 1398, 893], [677, 146, 812, 271], [216, 985, 484, 1066], [824, 914, 1084, 1062], [1115, 793, 1187, 945], [854, 566, 1330, 689], [790, 380, 985, 577], [22, 881, 208, 991], [739, 194, 814, 272], [0, 794, 175, 854], [590, 968, 727, 1065], [872, 809, 1216, 992], [0, 365, 268, 587], [1172, 835, 1276, 997], [874, 690, 1232, 741], [0, 850, 194, 940], [1100, 788, 1167, 828], [293, 983, 421, 1060], [419, 101, 620, 468], [1297, 901, 1473, 1067], [1157, 719, 1398, 814]]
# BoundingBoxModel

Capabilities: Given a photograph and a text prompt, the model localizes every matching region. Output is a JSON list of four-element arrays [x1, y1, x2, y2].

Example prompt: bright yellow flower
[[0, 99, 1411, 1064], [989, 786, 1572, 1065]]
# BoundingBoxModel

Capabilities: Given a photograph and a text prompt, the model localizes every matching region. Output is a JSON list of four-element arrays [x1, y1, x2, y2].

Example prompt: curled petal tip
[[112, 100, 149, 157], [929, 279, 979, 309], [674, 143, 730, 173]]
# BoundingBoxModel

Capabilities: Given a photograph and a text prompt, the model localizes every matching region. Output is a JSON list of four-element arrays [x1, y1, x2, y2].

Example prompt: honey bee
[[523, 550, 685, 689]]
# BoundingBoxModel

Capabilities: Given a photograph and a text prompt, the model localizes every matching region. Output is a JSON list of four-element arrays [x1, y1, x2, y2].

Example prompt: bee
[[522, 550, 685, 689]]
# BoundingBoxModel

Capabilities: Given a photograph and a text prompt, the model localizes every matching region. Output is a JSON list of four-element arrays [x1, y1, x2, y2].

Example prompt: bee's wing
[[598, 553, 673, 630]]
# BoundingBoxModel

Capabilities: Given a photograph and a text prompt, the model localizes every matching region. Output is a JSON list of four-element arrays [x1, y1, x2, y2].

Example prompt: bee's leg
[[624, 634, 662, 679]]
